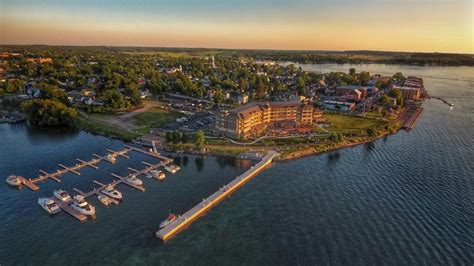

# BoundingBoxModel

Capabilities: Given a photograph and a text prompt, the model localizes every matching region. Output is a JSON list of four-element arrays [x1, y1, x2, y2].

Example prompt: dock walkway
[[20, 147, 132, 191], [155, 150, 278, 241], [72, 160, 171, 202], [50, 197, 88, 222]]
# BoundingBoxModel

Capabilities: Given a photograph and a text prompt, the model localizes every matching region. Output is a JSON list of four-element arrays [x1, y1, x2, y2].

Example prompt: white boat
[[5, 175, 22, 187], [98, 194, 112, 206], [101, 185, 122, 200], [106, 154, 117, 164], [159, 214, 177, 228], [71, 195, 95, 216], [147, 170, 166, 181], [38, 198, 61, 214], [164, 164, 180, 174], [125, 175, 143, 187], [53, 189, 72, 202], [155, 170, 166, 181]]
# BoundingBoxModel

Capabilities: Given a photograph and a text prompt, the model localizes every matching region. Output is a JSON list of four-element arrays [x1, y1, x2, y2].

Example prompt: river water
[[0, 63, 473, 265]]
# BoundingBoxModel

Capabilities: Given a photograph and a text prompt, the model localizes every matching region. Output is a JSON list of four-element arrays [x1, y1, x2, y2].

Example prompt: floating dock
[[17, 147, 133, 191], [40, 147, 174, 222], [155, 150, 278, 241], [50, 197, 88, 222]]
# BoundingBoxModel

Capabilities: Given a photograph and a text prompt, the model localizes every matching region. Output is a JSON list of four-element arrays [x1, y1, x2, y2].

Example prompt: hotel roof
[[229, 101, 306, 119]]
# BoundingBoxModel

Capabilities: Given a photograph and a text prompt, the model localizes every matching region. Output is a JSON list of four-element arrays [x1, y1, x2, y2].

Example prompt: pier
[[15, 145, 175, 191], [431, 96, 454, 107], [155, 150, 279, 241], [50, 197, 88, 222], [35, 146, 174, 222], [402, 107, 424, 130], [56, 160, 171, 221], [18, 147, 132, 191]]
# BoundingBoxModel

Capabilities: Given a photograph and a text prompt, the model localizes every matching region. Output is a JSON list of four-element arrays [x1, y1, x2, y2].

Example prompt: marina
[[11, 147, 134, 191], [24, 145, 176, 222], [155, 150, 278, 241]]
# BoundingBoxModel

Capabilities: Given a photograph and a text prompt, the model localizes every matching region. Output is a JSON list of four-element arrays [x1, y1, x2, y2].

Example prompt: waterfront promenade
[[156, 150, 278, 241]]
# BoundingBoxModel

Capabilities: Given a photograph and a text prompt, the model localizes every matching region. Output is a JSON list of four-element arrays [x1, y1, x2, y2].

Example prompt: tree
[[124, 81, 142, 106], [165, 131, 173, 143], [38, 83, 70, 106], [239, 78, 247, 92], [349, 68, 356, 76], [359, 71, 370, 85], [337, 132, 344, 142], [173, 131, 182, 144], [367, 128, 377, 137], [392, 72, 405, 82], [214, 88, 224, 105], [181, 132, 189, 143], [329, 132, 344, 143], [329, 132, 339, 142], [275, 79, 285, 92], [21, 99, 77, 127], [381, 95, 391, 105], [5, 79, 25, 94], [195, 130, 205, 148], [99, 89, 126, 111], [388, 88, 403, 106]]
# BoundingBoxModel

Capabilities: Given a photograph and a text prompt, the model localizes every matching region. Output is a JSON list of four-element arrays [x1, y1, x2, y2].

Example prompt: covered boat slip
[[155, 150, 278, 241]]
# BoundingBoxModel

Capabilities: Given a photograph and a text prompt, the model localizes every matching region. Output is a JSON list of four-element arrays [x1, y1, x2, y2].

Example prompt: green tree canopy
[[195, 130, 205, 148], [21, 99, 77, 127]]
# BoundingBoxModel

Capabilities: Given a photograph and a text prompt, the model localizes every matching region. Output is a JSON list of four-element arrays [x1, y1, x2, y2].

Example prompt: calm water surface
[[0, 64, 473, 265]]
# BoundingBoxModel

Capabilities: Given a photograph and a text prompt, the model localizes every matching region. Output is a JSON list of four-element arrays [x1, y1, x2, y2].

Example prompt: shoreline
[[160, 130, 393, 163], [274, 131, 391, 162]]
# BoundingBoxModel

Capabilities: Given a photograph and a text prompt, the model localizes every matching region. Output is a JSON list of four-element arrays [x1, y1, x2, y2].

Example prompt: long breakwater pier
[[155, 150, 278, 241], [18, 145, 172, 191]]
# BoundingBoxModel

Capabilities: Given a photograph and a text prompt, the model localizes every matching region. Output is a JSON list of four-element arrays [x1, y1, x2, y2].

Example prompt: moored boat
[[148, 170, 166, 181], [155, 170, 166, 181], [38, 198, 61, 214], [159, 213, 177, 228], [125, 175, 143, 187], [5, 175, 22, 187], [164, 164, 180, 174], [53, 189, 72, 202], [71, 195, 95, 216], [98, 194, 112, 206], [101, 185, 122, 200], [106, 154, 117, 164]]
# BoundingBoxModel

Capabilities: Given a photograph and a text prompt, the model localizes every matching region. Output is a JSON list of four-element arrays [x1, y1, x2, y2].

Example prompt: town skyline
[[1, 0, 473, 54]]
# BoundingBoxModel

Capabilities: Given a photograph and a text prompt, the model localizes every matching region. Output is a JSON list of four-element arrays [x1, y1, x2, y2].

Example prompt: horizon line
[[1, 43, 473, 56]]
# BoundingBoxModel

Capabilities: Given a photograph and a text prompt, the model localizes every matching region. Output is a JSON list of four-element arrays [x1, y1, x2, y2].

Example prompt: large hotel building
[[215, 102, 323, 139]]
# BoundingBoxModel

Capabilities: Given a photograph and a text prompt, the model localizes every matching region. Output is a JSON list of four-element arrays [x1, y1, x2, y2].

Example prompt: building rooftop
[[229, 101, 306, 119]]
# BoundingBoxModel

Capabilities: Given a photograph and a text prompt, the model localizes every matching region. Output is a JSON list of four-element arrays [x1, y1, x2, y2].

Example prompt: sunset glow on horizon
[[1, 0, 473, 53]]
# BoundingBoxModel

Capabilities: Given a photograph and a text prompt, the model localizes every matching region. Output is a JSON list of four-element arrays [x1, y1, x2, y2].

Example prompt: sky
[[1, 0, 472, 53]]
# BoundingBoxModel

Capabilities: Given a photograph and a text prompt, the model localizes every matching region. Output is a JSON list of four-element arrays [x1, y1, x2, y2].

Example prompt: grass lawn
[[325, 113, 386, 135], [78, 116, 140, 141], [364, 111, 384, 119], [131, 107, 182, 129]]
